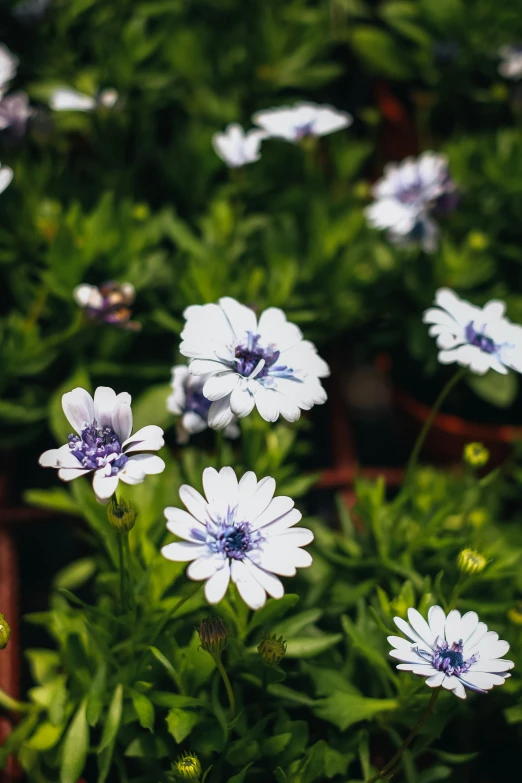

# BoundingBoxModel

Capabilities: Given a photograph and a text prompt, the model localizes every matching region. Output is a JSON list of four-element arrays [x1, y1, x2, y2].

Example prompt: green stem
[[213, 653, 236, 719], [215, 429, 225, 468], [406, 368, 466, 480], [117, 533, 126, 614], [365, 690, 440, 783], [122, 532, 134, 612]]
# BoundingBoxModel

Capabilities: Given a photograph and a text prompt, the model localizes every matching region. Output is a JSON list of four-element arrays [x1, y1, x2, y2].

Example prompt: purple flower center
[[234, 332, 281, 378], [466, 321, 497, 354], [432, 639, 477, 676], [184, 384, 211, 420], [68, 421, 128, 474], [294, 121, 315, 139], [204, 508, 264, 560]]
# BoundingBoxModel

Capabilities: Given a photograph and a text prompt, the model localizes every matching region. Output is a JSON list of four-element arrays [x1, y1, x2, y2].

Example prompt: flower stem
[[215, 429, 225, 468], [122, 532, 134, 612], [365, 689, 440, 783], [117, 533, 126, 614], [213, 653, 236, 719], [405, 368, 466, 480]]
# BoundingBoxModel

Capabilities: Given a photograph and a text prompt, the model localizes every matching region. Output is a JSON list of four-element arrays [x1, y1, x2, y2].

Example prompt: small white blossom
[[423, 288, 522, 375], [498, 45, 522, 80], [212, 123, 266, 167], [365, 152, 456, 252], [167, 365, 240, 444], [73, 281, 139, 329], [0, 45, 18, 98], [179, 297, 330, 429], [49, 87, 118, 112], [389, 605, 514, 699], [39, 386, 165, 503], [161, 466, 313, 610], [252, 101, 352, 143], [0, 163, 13, 194], [0, 92, 33, 134]]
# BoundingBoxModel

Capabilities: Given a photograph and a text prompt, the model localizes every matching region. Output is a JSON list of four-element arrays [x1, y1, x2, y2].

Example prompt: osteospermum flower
[[49, 86, 118, 111], [498, 45, 522, 80], [161, 466, 314, 610], [388, 606, 514, 699], [73, 281, 140, 330], [0, 163, 13, 195], [39, 386, 165, 503], [0, 92, 33, 135], [365, 152, 456, 252], [179, 297, 330, 428], [423, 288, 522, 375], [252, 101, 352, 142], [212, 123, 267, 167], [0, 45, 17, 97], [167, 365, 239, 444]]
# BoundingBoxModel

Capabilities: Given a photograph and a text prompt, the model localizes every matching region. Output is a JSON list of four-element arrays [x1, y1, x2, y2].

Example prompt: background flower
[[161, 466, 313, 609], [389, 606, 514, 699], [212, 123, 267, 167], [39, 386, 165, 503], [73, 281, 140, 330], [167, 365, 239, 443], [252, 102, 352, 142], [0, 44, 18, 96], [498, 45, 522, 79], [49, 86, 118, 111], [0, 163, 13, 194]]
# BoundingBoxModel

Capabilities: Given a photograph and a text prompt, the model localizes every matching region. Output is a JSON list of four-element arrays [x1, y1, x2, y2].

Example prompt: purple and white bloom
[[365, 152, 456, 252], [0, 45, 18, 98], [73, 281, 140, 330], [498, 45, 522, 80], [180, 297, 330, 429], [0, 164, 13, 194], [389, 606, 514, 700], [423, 288, 522, 375], [212, 123, 267, 168], [49, 87, 118, 112], [0, 92, 33, 135], [161, 466, 313, 609], [252, 102, 352, 143], [39, 386, 165, 503], [167, 365, 240, 444]]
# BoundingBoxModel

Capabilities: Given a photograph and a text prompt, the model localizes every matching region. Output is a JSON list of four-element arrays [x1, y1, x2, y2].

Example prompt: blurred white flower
[[389, 605, 514, 699], [49, 86, 119, 112], [167, 365, 240, 444], [39, 386, 165, 503], [180, 297, 330, 429], [0, 45, 18, 97], [73, 281, 140, 330], [0, 92, 33, 135], [498, 45, 522, 80], [0, 164, 13, 194], [365, 152, 456, 253], [423, 288, 522, 375], [161, 466, 313, 609], [212, 123, 266, 167], [252, 102, 352, 142]]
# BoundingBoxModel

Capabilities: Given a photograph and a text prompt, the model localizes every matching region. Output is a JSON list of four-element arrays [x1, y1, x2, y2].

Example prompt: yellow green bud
[[173, 752, 202, 781], [467, 231, 489, 251], [198, 616, 228, 655], [258, 633, 287, 666], [463, 442, 490, 468], [468, 507, 489, 528], [0, 613, 11, 650], [508, 604, 522, 626], [107, 497, 137, 532], [457, 548, 488, 575]]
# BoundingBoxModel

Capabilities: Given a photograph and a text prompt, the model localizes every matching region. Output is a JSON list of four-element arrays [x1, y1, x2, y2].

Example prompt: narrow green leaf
[[284, 634, 342, 658], [165, 707, 199, 743], [315, 692, 398, 731], [129, 689, 155, 731], [53, 558, 96, 591], [97, 684, 123, 754], [227, 763, 254, 783], [149, 646, 179, 686], [0, 688, 31, 712], [87, 662, 107, 727], [97, 740, 116, 783], [60, 700, 89, 783], [248, 594, 300, 633]]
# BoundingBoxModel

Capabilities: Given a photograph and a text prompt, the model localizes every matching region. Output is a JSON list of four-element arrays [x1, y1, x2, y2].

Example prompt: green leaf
[[98, 684, 123, 754], [53, 558, 96, 591], [87, 662, 107, 727], [60, 700, 89, 783], [226, 739, 260, 767], [25, 721, 64, 751], [273, 769, 288, 783], [284, 634, 342, 658], [97, 740, 116, 783], [129, 689, 155, 731], [315, 692, 398, 731], [149, 646, 179, 686], [24, 487, 81, 516], [25, 649, 60, 685], [0, 689, 31, 712], [248, 594, 300, 633], [263, 733, 292, 756], [468, 370, 518, 408], [124, 734, 169, 758], [165, 707, 199, 743], [350, 27, 411, 79], [272, 609, 323, 638], [227, 763, 254, 783]]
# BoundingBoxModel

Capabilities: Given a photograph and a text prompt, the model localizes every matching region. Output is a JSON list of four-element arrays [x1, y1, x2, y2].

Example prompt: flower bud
[[463, 442, 489, 469], [107, 497, 137, 532], [258, 633, 287, 666], [198, 616, 228, 655], [172, 752, 202, 781], [0, 613, 11, 650], [508, 603, 522, 626], [457, 548, 488, 576]]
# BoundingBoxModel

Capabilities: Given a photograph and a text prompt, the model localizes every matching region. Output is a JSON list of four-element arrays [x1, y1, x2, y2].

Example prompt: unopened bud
[[198, 616, 228, 655], [457, 548, 488, 575], [107, 497, 137, 532], [463, 442, 490, 469], [508, 603, 522, 626], [172, 752, 202, 780], [0, 613, 11, 650], [258, 633, 287, 666]]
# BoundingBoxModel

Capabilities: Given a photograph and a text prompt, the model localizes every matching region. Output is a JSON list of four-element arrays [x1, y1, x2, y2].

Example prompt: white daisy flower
[[365, 152, 456, 252], [423, 288, 522, 375], [0, 163, 13, 194], [161, 466, 314, 610], [49, 86, 118, 112], [498, 45, 522, 80], [389, 605, 514, 700], [0, 45, 18, 98], [179, 297, 330, 429], [252, 101, 352, 143], [73, 281, 140, 330], [212, 123, 267, 168], [167, 365, 240, 444], [39, 386, 165, 503], [0, 92, 33, 135]]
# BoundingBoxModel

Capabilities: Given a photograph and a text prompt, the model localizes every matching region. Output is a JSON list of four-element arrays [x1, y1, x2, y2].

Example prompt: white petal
[[218, 296, 257, 339], [407, 608, 436, 647], [57, 467, 91, 482], [453, 681, 467, 699], [188, 358, 231, 375], [161, 542, 207, 562], [245, 561, 284, 599], [261, 508, 303, 535], [93, 387, 117, 429], [397, 664, 437, 676], [474, 637, 510, 660], [441, 675, 460, 691], [470, 658, 514, 673], [292, 548, 313, 568], [236, 471, 258, 519], [203, 372, 239, 401], [394, 616, 427, 647], [231, 559, 267, 610], [204, 562, 231, 604], [164, 507, 207, 542], [50, 87, 96, 111], [208, 396, 235, 429], [187, 554, 226, 580], [242, 476, 276, 522], [112, 402, 133, 443], [254, 386, 282, 422], [218, 466, 239, 508], [202, 467, 221, 505], [273, 527, 314, 547], [230, 386, 255, 417], [123, 425, 164, 452], [461, 671, 506, 690], [426, 672, 445, 688], [251, 495, 295, 528], [391, 650, 427, 664], [257, 307, 303, 352], [250, 546, 296, 577], [458, 612, 480, 645], [0, 165, 13, 195], [62, 388, 94, 434], [179, 484, 209, 522], [428, 605, 446, 643], [121, 454, 165, 481], [444, 609, 462, 646], [92, 472, 119, 502], [463, 622, 488, 653]]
